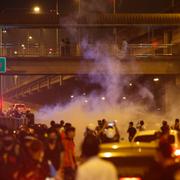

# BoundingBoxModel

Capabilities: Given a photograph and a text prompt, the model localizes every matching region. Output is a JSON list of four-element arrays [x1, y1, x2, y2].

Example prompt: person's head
[[87, 123, 96, 132], [50, 120, 56, 127], [140, 120, 144, 126], [175, 119, 179, 123], [65, 126, 75, 139], [47, 129, 59, 144], [26, 110, 30, 114], [129, 122, 133, 127], [60, 120, 65, 126], [162, 121, 167, 126], [64, 123, 72, 130], [81, 135, 100, 158], [98, 120, 102, 127], [102, 119, 106, 125], [28, 139, 44, 162]]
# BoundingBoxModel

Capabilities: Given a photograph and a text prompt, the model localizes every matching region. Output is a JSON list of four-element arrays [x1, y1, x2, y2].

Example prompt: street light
[[28, 36, 32, 40], [153, 78, 159, 82], [14, 51, 18, 55], [129, 83, 133, 87], [2, 30, 7, 34], [33, 6, 41, 14]]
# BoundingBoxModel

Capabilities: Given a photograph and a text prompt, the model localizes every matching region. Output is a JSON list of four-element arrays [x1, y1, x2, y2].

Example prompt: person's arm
[[59, 152, 64, 168], [57, 152, 64, 179], [68, 149, 76, 169], [97, 121, 108, 136]]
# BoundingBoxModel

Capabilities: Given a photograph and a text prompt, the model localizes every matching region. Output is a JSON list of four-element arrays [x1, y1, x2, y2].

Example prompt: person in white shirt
[[76, 135, 118, 180]]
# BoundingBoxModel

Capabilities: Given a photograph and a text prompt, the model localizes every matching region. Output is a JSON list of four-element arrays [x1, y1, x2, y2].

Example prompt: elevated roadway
[[5, 56, 180, 75], [1, 13, 180, 28]]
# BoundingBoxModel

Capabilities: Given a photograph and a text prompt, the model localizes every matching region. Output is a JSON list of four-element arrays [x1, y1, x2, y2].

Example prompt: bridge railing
[[0, 43, 173, 57]]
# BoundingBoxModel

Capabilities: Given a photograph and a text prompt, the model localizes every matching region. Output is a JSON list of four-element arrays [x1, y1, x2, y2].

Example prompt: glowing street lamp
[[33, 6, 41, 14], [14, 51, 18, 55], [101, 97, 106, 101], [70, 95, 74, 99], [129, 83, 133, 87], [2, 30, 7, 34], [84, 99, 88, 103], [28, 36, 32, 40], [153, 78, 159, 82]]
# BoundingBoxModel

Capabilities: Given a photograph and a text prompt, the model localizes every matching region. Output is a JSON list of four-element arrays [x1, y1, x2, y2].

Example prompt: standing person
[[0, 134, 20, 180], [172, 119, 180, 131], [65, 38, 70, 56], [161, 121, 170, 135], [60, 120, 65, 129], [127, 122, 137, 142], [102, 123, 120, 144], [144, 141, 180, 180], [76, 135, 118, 180], [84, 123, 97, 138], [136, 120, 145, 131], [61, 39, 66, 56], [44, 129, 64, 171], [26, 110, 35, 126], [15, 139, 49, 180], [63, 126, 76, 180]]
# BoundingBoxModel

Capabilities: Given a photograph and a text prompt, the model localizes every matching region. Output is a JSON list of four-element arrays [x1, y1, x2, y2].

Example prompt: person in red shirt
[[62, 126, 76, 180]]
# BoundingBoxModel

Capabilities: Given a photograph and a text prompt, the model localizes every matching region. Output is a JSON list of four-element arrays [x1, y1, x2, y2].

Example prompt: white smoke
[[36, 37, 160, 155]]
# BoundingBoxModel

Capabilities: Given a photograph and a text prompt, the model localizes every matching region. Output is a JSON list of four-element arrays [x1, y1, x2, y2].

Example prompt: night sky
[[0, 0, 177, 13]]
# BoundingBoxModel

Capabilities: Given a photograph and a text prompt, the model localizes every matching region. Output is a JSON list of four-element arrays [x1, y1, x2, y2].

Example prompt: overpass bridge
[[1, 12, 180, 111], [3, 54, 180, 100], [4, 55, 180, 75], [1, 13, 180, 28]]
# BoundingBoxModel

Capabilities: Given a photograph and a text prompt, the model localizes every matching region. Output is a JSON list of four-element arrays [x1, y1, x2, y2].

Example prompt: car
[[99, 142, 159, 180], [133, 130, 180, 156], [11, 103, 29, 114]]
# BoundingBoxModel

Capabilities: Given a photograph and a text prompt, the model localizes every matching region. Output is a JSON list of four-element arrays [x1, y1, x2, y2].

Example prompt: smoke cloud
[[36, 37, 160, 155]]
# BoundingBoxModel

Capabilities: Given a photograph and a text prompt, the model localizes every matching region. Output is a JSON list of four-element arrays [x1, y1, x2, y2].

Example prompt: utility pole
[[79, 0, 81, 14], [113, 0, 116, 14], [172, 0, 174, 8], [56, 0, 59, 55], [0, 75, 2, 112]]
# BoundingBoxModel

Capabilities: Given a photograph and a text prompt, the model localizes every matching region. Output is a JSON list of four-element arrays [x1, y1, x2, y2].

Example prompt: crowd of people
[[0, 117, 180, 180], [126, 118, 180, 142]]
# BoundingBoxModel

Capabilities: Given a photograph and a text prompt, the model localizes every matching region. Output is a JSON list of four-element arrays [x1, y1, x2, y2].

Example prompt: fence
[[0, 43, 174, 57]]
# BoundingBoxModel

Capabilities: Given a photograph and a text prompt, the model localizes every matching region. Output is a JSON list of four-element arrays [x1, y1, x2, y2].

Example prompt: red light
[[120, 178, 141, 180], [152, 41, 158, 48]]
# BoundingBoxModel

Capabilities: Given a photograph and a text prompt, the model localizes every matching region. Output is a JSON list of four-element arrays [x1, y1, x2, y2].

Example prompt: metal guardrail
[[0, 116, 28, 129], [0, 43, 78, 57], [128, 43, 173, 56], [0, 43, 173, 57]]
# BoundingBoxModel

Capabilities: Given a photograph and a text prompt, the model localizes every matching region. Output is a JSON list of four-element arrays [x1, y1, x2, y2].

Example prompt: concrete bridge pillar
[[164, 77, 180, 114], [0, 28, 2, 56]]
